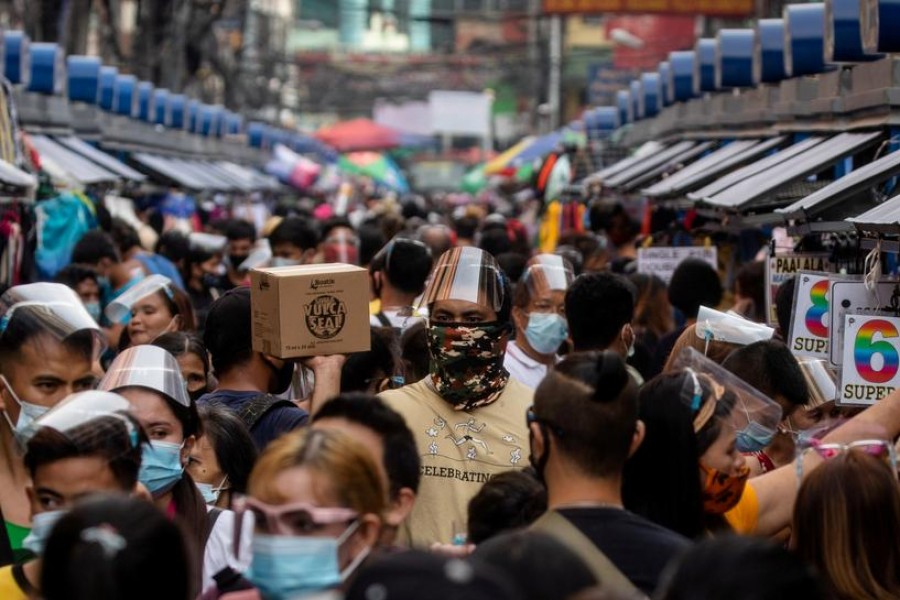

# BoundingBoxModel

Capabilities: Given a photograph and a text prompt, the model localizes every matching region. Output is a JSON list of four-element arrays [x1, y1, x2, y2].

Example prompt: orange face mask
[[700, 463, 750, 514]]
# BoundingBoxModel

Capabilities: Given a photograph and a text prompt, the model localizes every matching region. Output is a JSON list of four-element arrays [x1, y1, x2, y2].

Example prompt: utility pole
[[548, 13, 562, 131]]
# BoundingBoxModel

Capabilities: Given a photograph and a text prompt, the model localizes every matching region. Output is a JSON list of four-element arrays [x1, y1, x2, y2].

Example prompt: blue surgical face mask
[[84, 301, 102, 323], [523, 312, 568, 355], [139, 440, 185, 497], [195, 476, 228, 505], [0, 375, 50, 445], [248, 522, 368, 600], [735, 421, 776, 453], [271, 257, 300, 268], [22, 509, 65, 555]]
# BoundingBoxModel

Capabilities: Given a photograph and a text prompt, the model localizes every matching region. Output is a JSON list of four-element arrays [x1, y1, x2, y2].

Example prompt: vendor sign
[[829, 279, 896, 367], [788, 272, 833, 359], [839, 313, 900, 406], [765, 253, 833, 327], [637, 246, 716, 284]]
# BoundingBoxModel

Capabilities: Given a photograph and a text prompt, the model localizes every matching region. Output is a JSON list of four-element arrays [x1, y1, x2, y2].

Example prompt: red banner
[[607, 15, 696, 70], [543, 0, 754, 17]]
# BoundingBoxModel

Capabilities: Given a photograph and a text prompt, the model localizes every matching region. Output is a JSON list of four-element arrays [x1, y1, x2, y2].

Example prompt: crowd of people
[[0, 194, 896, 600]]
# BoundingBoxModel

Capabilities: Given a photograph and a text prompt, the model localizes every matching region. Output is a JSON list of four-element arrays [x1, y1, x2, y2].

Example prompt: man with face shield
[[0, 391, 144, 599], [504, 255, 574, 389], [199, 288, 309, 450], [0, 283, 103, 565], [378, 247, 533, 548]]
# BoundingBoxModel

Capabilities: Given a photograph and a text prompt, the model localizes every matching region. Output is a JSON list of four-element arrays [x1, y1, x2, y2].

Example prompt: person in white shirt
[[504, 255, 574, 389], [369, 238, 433, 331]]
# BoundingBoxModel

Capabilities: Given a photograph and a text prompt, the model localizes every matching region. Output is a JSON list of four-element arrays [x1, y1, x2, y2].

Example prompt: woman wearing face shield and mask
[[100, 345, 251, 594], [210, 428, 385, 600], [504, 255, 574, 389], [105, 275, 197, 351]]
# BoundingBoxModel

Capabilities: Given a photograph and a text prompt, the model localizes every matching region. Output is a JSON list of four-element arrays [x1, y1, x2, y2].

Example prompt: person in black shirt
[[528, 351, 690, 595]]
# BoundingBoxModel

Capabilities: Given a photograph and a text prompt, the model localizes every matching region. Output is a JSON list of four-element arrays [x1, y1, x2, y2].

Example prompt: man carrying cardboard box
[[378, 247, 533, 548], [199, 288, 310, 450]]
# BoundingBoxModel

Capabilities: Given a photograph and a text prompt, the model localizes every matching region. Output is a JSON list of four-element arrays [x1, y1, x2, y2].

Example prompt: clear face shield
[[417, 247, 505, 320], [522, 254, 575, 303], [104, 275, 175, 324], [22, 390, 140, 450], [322, 230, 360, 265], [694, 306, 775, 350], [0, 283, 106, 360], [99, 345, 191, 409], [672, 347, 784, 452]]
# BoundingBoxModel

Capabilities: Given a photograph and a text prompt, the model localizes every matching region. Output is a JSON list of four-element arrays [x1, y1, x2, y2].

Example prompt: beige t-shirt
[[379, 377, 534, 548]]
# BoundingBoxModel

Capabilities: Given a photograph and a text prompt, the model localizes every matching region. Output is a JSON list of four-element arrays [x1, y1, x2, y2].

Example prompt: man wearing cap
[[0, 284, 102, 565], [369, 238, 433, 331], [504, 255, 574, 389], [378, 247, 533, 548]]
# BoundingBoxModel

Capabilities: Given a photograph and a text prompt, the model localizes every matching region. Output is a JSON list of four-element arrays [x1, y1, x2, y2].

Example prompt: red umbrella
[[314, 118, 401, 152]]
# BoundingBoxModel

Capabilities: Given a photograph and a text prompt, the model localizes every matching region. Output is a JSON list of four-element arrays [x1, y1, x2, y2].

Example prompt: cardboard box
[[250, 264, 371, 358]]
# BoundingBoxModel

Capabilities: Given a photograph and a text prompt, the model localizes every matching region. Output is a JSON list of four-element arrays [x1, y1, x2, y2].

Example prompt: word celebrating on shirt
[[420, 465, 494, 484]]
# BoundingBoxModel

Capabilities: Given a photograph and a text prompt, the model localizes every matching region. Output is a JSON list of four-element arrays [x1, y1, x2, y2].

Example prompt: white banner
[[428, 90, 492, 137], [636, 246, 717, 284]]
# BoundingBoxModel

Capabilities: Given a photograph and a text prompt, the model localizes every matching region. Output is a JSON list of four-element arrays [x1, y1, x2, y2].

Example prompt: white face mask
[[0, 374, 50, 445]]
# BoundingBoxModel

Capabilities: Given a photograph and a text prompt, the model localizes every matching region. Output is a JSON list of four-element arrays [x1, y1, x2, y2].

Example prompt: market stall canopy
[[131, 153, 209, 191], [583, 141, 667, 184], [315, 119, 401, 152], [688, 136, 827, 201], [847, 194, 900, 233], [54, 136, 146, 182], [777, 148, 900, 222], [696, 132, 882, 212], [642, 137, 785, 199], [215, 161, 281, 192], [30, 134, 119, 186], [484, 137, 535, 175], [0, 159, 37, 193], [615, 141, 715, 193], [602, 141, 701, 189]]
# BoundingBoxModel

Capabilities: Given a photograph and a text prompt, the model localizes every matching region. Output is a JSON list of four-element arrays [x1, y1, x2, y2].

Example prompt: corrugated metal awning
[[696, 132, 883, 210], [583, 140, 671, 184], [642, 137, 785, 198], [616, 141, 715, 193], [777, 148, 900, 220], [848, 195, 900, 229], [603, 141, 700, 189], [688, 137, 826, 202], [30, 134, 119, 185], [132, 153, 206, 190], [54, 136, 146, 182]]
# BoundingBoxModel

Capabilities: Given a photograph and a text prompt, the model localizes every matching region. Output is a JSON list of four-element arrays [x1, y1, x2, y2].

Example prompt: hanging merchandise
[[35, 191, 97, 279]]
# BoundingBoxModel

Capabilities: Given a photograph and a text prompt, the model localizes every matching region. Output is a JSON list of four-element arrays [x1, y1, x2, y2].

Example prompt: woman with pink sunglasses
[[212, 428, 386, 600]]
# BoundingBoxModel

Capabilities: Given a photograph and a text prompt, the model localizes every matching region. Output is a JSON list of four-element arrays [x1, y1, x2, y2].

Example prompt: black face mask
[[189, 388, 208, 403], [264, 357, 294, 396], [201, 273, 219, 290], [229, 254, 249, 271]]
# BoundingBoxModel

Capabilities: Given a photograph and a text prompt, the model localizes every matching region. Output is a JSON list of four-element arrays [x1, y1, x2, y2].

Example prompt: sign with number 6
[[840, 313, 900, 406]]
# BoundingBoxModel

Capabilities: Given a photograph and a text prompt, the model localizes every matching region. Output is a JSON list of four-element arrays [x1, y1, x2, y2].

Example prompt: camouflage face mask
[[427, 322, 510, 411]]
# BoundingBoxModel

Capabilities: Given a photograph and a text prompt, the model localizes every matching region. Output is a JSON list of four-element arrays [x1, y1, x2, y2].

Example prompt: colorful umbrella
[[461, 163, 488, 194], [483, 137, 536, 176], [338, 152, 410, 193], [315, 119, 401, 152]]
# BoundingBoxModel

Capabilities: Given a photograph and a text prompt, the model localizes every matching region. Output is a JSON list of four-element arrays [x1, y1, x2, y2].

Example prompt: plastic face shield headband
[[683, 369, 723, 433], [795, 439, 898, 480], [522, 255, 575, 299], [104, 274, 175, 324], [323, 232, 360, 265], [99, 346, 191, 408], [23, 391, 139, 450], [418, 247, 504, 317]]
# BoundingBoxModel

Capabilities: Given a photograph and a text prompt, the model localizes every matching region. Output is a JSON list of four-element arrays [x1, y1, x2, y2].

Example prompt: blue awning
[[54, 136, 146, 182], [30, 134, 119, 185]]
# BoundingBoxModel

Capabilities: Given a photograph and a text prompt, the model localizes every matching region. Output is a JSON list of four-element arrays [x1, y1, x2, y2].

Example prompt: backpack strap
[[374, 311, 392, 328], [530, 510, 646, 599], [204, 507, 224, 548], [237, 394, 298, 432]]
